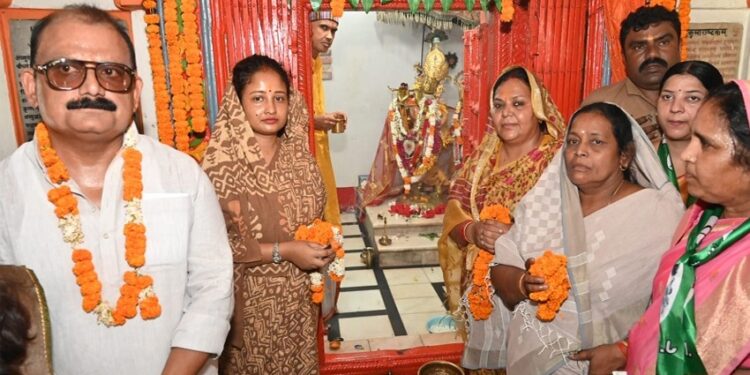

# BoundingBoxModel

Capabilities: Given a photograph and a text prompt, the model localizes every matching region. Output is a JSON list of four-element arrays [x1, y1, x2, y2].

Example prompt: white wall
[[323, 11, 465, 187], [0, 1, 156, 159]]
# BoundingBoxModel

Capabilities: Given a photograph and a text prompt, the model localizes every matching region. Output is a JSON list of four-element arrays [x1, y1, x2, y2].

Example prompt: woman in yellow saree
[[438, 66, 565, 372]]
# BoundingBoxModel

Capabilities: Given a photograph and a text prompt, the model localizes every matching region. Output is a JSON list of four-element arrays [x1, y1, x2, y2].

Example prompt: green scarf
[[657, 205, 750, 374], [657, 137, 696, 207]]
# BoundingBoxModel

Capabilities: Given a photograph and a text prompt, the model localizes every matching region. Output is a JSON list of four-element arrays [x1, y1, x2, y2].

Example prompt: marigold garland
[[677, 0, 691, 61], [142, 0, 209, 160], [331, 0, 346, 17], [467, 204, 512, 321], [499, 0, 515, 23], [180, 0, 208, 137], [162, 0, 189, 153], [36, 123, 161, 327], [143, 0, 173, 147], [294, 219, 346, 304], [528, 250, 570, 322]]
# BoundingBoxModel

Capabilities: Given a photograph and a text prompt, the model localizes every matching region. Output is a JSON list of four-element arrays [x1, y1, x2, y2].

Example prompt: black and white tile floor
[[325, 212, 461, 353]]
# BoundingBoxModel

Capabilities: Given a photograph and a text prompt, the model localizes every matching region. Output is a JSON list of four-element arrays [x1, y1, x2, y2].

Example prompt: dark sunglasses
[[33, 58, 136, 93]]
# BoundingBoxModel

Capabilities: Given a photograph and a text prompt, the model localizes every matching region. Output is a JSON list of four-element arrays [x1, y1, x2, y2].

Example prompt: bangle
[[461, 220, 474, 244], [616, 340, 628, 359], [518, 272, 528, 299]]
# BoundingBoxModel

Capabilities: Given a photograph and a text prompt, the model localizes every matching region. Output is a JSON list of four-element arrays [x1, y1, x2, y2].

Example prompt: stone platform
[[362, 199, 445, 267]]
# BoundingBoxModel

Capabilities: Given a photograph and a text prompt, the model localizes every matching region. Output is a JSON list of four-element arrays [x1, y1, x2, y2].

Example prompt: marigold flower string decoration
[[467, 204, 512, 321], [499, 0, 515, 22], [331, 0, 346, 17], [143, 0, 173, 147], [36, 123, 161, 327], [142, 0, 209, 160], [528, 250, 570, 322], [677, 0, 691, 61], [295, 219, 346, 304]]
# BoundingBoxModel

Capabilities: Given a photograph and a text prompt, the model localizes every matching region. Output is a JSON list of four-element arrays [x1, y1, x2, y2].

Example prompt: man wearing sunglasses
[[0, 5, 232, 375]]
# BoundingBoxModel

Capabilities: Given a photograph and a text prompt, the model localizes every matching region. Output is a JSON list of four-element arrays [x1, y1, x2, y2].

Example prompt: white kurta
[[0, 127, 233, 375]]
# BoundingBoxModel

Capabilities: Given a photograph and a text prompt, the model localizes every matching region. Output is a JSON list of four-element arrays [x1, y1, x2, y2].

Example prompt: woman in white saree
[[469, 102, 684, 374]]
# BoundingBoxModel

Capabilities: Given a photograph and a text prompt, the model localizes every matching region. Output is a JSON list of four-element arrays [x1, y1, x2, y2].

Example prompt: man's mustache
[[639, 58, 668, 72], [66, 97, 117, 112]]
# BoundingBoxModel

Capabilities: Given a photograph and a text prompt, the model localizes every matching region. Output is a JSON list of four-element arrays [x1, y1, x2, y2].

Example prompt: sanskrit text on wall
[[687, 23, 743, 80]]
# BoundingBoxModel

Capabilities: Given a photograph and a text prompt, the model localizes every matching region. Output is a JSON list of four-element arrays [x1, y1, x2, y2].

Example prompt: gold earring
[[620, 165, 627, 172]]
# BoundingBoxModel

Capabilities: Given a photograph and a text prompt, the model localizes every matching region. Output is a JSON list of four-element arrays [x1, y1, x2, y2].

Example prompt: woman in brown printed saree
[[202, 55, 335, 374], [438, 66, 566, 373]]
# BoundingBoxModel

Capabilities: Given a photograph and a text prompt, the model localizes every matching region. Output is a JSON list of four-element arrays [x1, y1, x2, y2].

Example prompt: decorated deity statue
[[360, 38, 462, 210]]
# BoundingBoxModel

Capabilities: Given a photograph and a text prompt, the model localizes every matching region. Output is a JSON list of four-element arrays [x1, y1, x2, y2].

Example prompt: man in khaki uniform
[[582, 5, 681, 144]]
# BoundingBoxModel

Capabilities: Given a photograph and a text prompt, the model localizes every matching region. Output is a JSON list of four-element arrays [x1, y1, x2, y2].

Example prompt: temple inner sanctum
[[0, 0, 748, 373]]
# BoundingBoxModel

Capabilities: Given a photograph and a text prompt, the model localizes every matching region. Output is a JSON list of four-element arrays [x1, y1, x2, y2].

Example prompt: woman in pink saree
[[577, 80, 750, 374]]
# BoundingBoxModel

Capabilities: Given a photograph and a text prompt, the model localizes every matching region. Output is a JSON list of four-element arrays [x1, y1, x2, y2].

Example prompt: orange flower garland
[[331, 0, 345, 17], [528, 250, 570, 322], [143, 0, 209, 160], [181, 0, 208, 137], [677, 0, 691, 61], [143, 0, 174, 147], [499, 0, 515, 23], [36, 123, 161, 327], [467, 250, 495, 320], [479, 204, 512, 224], [295, 219, 346, 304], [467, 204, 512, 321], [163, 0, 189, 152]]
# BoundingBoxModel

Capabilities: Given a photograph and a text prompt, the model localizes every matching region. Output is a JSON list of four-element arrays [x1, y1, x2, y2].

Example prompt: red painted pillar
[[210, 0, 314, 148], [529, 0, 588, 119], [210, 0, 310, 100], [489, 0, 589, 120], [461, 22, 493, 156]]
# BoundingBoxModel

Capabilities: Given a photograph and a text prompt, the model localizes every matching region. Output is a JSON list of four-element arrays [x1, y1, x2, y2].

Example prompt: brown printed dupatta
[[202, 85, 325, 264], [202, 84, 325, 356]]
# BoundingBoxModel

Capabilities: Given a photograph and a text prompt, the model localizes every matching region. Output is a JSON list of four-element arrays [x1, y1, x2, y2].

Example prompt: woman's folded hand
[[281, 240, 335, 270], [469, 220, 512, 253]]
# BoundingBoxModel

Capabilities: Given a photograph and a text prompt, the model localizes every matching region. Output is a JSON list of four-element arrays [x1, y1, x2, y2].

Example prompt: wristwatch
[[272, 242, 282, 264]]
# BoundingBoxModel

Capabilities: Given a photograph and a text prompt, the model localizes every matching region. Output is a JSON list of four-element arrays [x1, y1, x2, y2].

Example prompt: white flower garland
[[451, 103, 464, 166], [328, 226, 346, 280], [388, 96, 440, 194]]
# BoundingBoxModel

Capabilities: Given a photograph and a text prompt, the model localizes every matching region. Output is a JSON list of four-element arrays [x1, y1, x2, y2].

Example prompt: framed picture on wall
[[0, 8, 134, 145]]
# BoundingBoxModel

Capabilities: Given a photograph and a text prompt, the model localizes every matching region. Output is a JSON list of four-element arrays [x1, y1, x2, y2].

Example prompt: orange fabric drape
[[602, 0, 645, 83]]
